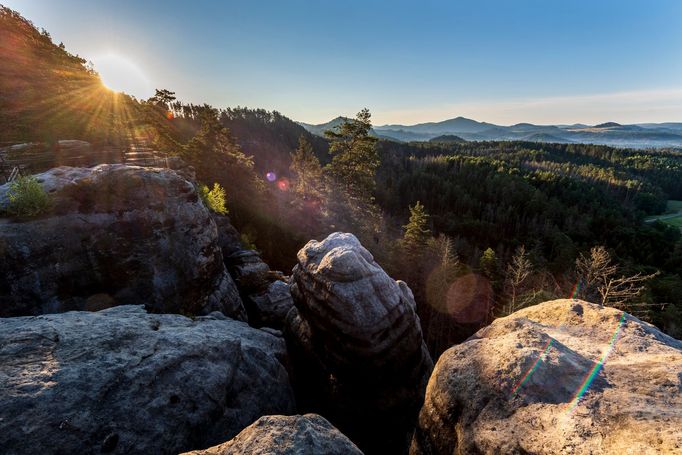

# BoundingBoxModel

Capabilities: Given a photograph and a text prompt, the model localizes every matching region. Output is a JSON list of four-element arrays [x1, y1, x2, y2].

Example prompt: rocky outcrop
[[0, 164, 246, 319], [226, 249, 271, 293], [181, 414, 363, 455], [213, 221, 294, 328], [247, 280, 295, 329], [0, 305, 295, 455], [285, 232, 433, 454], [411, 299, 682, 455]]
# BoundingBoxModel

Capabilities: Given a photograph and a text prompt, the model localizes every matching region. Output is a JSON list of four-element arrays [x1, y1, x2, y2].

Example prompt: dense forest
[[2, 5, 682, 356]]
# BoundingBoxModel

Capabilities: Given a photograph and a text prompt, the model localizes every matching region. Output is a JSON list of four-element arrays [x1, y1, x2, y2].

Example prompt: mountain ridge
[[300, 115, 682, 148]]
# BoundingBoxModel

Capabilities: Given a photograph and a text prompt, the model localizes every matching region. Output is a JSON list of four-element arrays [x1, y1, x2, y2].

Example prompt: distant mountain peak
[[594, 122, 621, 128]]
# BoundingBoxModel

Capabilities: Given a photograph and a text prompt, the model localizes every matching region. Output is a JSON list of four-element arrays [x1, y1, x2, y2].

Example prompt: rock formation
[[0, 164, 246, 319], [212, 216, 294, 329], [0, 305, 295, 455], [411, 299, 682, 455], [181, 414, 363, 455], [285, 232, 433, 454], [246, 279, 295, 329]]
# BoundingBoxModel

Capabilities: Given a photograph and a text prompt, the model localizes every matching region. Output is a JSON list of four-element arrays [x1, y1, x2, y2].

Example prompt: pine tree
[[402, 201, 431, 254], [480, 247, 499, 281], [324, 108, 379, 199], [290, 135, 323, 199]]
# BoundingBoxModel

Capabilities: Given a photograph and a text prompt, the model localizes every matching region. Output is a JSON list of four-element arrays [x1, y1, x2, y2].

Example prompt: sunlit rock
[[411, 299, 682, 455], [181, 414, 363, 455]]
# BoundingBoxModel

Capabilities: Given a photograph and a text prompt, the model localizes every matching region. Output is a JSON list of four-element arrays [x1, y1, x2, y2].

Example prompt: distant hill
[[299, 116, 381, 138], [594, 122, 622, 128], [429, 134, 466, 144], [299, 116, 350, 137], [379, 116, 496, 135]]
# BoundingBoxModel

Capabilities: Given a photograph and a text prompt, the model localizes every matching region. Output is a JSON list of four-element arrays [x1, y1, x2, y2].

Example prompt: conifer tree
[[324, 108, 378, 199], [402, 201, 431, 254], [480, 248, 499, 281], [290, 135, 323, 198]]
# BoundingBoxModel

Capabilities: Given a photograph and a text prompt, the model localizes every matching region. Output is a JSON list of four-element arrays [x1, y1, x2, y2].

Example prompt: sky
[[5, 0, 682, 125]]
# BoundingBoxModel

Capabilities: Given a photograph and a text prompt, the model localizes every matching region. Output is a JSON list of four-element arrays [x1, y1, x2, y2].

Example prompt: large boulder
[[285, 232, 433, 454], [0, 306, 295, 454], [411, 299, 682, 455], [0, 164, 245, 319], [181, 414, 363, 455]]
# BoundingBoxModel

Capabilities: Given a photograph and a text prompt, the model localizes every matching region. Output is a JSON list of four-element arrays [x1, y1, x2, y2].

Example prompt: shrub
[[6, 176, 51, 217], [199, 182, 228, 215]]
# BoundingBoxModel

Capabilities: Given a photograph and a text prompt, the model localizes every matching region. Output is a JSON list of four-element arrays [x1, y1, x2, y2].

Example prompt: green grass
[[645, 200, 682, 224], [665, 215, 682, 228]]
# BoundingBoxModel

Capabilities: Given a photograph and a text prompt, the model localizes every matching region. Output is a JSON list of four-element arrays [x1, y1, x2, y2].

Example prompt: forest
[[2, 4, 682, 356]]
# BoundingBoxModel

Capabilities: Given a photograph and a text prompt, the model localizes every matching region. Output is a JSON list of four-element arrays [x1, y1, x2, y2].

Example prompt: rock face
[[0, 306, 295, 455], [0, 164, 245, 319], [285, 232, 433, 454], [216, 228, 294, 329], [226, 249, 271, 293], [247, 280, 295, 329], [411, 299, 682, 455], [181, 414, 363, 455]]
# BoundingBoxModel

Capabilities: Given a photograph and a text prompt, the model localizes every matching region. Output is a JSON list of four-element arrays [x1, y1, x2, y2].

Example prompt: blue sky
[[6, 0, 682, 125]]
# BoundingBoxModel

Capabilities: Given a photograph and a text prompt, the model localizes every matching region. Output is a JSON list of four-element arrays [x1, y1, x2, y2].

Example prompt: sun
[[92, 53, 153, 99]]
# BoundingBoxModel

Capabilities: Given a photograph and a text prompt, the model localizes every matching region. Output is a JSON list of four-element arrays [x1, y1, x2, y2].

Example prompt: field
[[646, 200, 682, 230]]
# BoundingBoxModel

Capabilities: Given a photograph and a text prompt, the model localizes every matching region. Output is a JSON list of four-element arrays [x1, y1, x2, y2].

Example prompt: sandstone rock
[[181, 414, 363, 455], [285, 232, 433, 454], [411, 299, 682, 455], [248, 280, 295, 329], [219, 241, 293, 328], [0, 164, 246, 319], [226, 249, 271, 293], [212, 213, 243, 257], [0, 306, 295, 455]]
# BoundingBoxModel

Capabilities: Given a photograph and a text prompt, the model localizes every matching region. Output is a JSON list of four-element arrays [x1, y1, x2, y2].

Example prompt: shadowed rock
[[181, 414, 363, 455], [0, 306, 295, 454], [247, 280, 295, 329], [411, 299, 682, 455], [285, 232, 433, 454], [0, 164, 245, 319]]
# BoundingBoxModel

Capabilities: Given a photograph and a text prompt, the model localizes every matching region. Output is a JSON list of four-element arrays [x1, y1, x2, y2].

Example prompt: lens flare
[[277, 177, 290, 191], [511, 338, 555, 395], [569, 280, 582, 299], [266, 171, 277, 182], [565, 311, 626, 414]]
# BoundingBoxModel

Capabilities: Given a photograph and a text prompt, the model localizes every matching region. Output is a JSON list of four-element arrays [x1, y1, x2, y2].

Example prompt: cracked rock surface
[[0, 305, 295, 454], [411, 299, 682, 455]]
